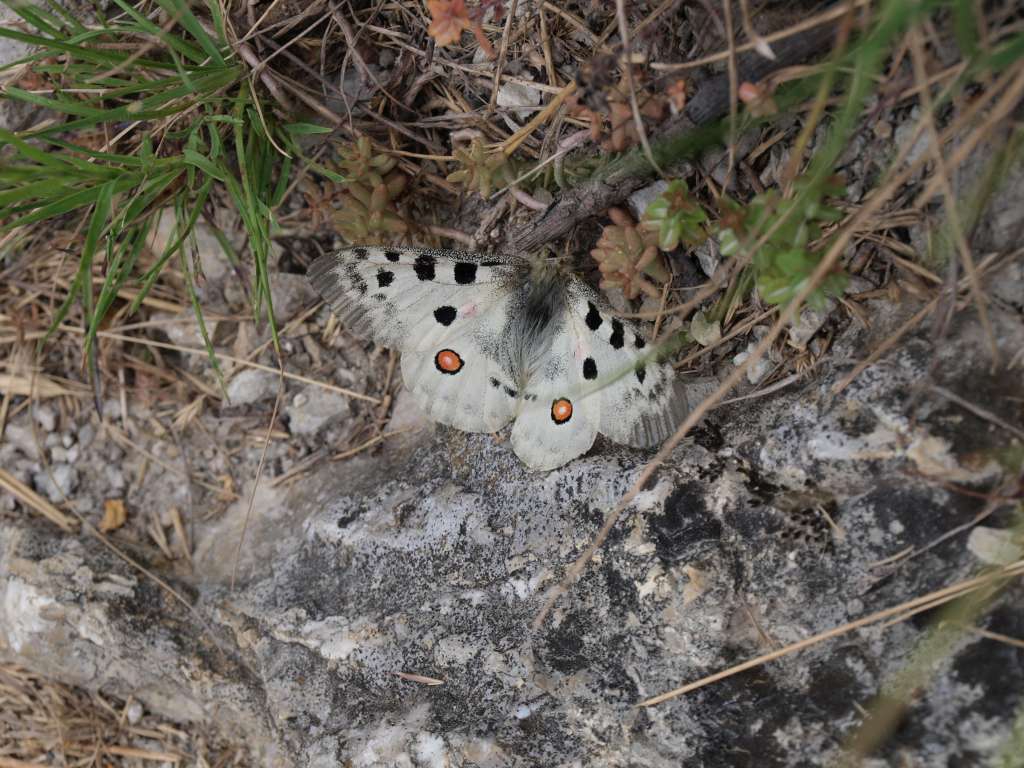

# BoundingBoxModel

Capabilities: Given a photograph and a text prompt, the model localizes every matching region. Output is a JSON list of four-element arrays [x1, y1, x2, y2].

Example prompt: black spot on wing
[[344, 264, 368, 296], [454, 262, 478, 284], [384, 249, 401, 262], [585, 302, 603, 331], [635, 334, 646, 349], [352, 247, 368, 260], [481, 260, 503, 267], [504, 386, 518, 398], [414, 254, 436, 281], [489, 377, 501, 388], [583, 357, 597, 380], [434, 305, 457, 326], [610, 320, 625, 349], [376, 269, 394, 288], [636, 365, 647, 385]]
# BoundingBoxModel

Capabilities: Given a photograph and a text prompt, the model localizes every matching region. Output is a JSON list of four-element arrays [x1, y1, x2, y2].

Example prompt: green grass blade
[[154, 0, 226, 66]]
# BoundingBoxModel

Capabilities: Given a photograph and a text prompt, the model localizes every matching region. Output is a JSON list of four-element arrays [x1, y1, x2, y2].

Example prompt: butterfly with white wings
[[308, 247, 688, 471]]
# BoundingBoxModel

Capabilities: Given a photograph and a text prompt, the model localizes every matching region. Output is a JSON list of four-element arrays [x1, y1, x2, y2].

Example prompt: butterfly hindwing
[[510, 309, 600, 471], [400, 303, 520, 434]]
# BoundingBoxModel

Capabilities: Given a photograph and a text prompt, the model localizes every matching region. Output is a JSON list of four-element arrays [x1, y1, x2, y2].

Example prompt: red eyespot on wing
[[434, 349, 464, 374], [550, 398, 573, 424]]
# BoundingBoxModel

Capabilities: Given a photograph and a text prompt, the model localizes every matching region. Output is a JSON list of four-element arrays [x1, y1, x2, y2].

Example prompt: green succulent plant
[[641, 180, 709, 252], [332, 136, 408, 243], [446, 137, 510, 198], [717, 178, 847, 310]]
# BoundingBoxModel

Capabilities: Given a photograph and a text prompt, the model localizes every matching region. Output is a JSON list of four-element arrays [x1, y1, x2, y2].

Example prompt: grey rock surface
[[227, 368, 282, 406], [2, 257, 1022, 766], [285, 385, 352, 436]]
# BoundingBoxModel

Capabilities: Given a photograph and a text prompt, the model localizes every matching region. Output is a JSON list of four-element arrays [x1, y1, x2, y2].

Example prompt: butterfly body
[[308, 247, 687, 471]]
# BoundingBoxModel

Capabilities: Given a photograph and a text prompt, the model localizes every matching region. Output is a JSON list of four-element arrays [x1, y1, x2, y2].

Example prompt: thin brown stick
[[639, 559, 1024, 707], [650, 0, 871, 72], [614, 0, 664, 176], [488, 0, 520, 113], [231, 373, 284, 591], [930, 384, 1024, 441], [721, 0, 738, 190], [58, 326, 380, 404], [908, 28, 998, 365]]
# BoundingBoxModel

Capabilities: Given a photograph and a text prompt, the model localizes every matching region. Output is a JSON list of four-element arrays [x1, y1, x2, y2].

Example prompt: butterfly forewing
[[308, 247, 526, 351], [564, 279, 689, 448]]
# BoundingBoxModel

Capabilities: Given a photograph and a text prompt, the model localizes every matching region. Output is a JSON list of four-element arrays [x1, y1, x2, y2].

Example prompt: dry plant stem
[[651, 279, 672, 341], [874, 500, 1000, 583], [538, 6, 557, 87], [231, 374, 283, 591], [614, 0, 664, 176], [500, 81, 576, 157], [331, 427, 417, 460], [930, 384, 1024, 441], [832, 249, 1012, 395], [428, 225, 476, 246], [721, 0, 738, 190], [0, 467, 75, 532], [651, 0, 870, 71], [541, 2, 601, 48], [739, 0, 774, 59], [781, 4, 854, 191], [913, 59, 1024, 206], [488, 0, 520, 113], [836, 299, 935, 393], [60, 326, 380, 404], [970, 627, 1024, 651], [675, 307, 778, 368], [100, 744, 182, 762], [716, 366, 817, 406], [908, 28, 999, 366], [639, 558, 1024, 707]]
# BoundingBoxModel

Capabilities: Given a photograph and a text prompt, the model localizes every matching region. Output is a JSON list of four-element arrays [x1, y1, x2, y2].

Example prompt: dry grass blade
[[60, 327, 380, 405], [639, 558, 1024, 707], [100, 744, 182, 762], [395, 671, 445, 685], [0, 374, 88, 399], [0, 467, 75, 532]]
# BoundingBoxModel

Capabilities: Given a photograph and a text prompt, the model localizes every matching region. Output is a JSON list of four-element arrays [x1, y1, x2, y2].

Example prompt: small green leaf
[[284, 122, 334, 136]]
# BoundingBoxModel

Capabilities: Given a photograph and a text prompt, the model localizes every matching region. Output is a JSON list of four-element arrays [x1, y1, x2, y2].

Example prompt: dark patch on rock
[[691, 420, 725, 451], [649, 482, 722, 563], [542, 611, 592, 674]]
